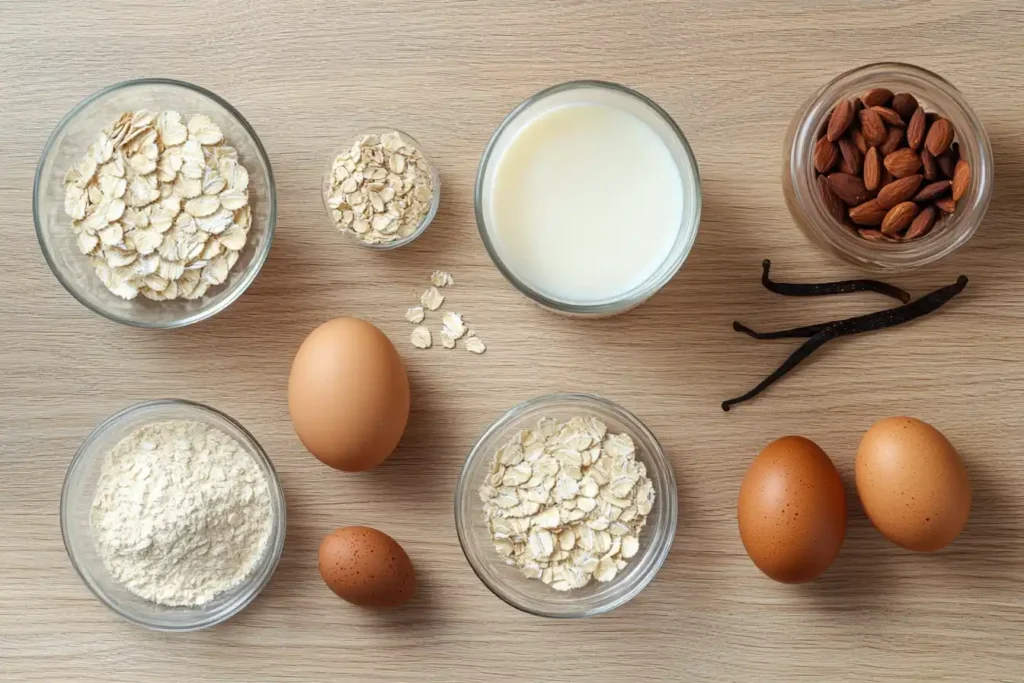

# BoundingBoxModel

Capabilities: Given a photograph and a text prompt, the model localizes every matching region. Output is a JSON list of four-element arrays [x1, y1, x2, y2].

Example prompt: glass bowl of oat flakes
[[455, 393, 677, 618], [34, 78, 276, 328], [322, 128, 440, 249]]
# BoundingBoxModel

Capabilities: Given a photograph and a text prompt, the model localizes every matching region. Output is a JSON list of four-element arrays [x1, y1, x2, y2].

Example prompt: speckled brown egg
[[855, 417, 970, 552], [289, 318, 410, 472], [318, 526, 416, 608], [738, 436, 847, 583]]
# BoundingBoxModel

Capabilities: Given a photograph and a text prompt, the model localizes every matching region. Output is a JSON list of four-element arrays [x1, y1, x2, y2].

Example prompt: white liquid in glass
[[489, 102, 685, 305]]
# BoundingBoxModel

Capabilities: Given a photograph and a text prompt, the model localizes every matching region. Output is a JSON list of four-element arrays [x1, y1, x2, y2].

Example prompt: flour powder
[[90, 419, 274, 607]]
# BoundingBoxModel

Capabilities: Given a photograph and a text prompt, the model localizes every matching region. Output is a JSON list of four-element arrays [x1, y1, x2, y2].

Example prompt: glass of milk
[[476, 81, 701, 317]]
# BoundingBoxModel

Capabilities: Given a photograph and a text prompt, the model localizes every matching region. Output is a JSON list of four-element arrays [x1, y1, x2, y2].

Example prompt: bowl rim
[[454, 392, 678, 618], [33, 77, 278, 329], [60, 398, 287, 631], [474, 79, 702, 316], [320, 127, 441, 250]]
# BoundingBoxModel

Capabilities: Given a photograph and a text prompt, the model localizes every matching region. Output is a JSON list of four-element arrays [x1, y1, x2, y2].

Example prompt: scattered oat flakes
[[62, 109, 251, 301], [430, 270, 454, 288], [439, 328, 457, 349], [441, 311, 466, 340], [410, 326, 432, 349], [478, 417, 654, 591], [326, 131, 434, 246], [464, 336, 486, 355], [420, 286, 444, 311], [405, 306, 425, 324]]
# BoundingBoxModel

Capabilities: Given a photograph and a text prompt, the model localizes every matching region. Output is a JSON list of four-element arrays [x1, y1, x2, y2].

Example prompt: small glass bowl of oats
[[321, 128, 440, 249], [34, 78, 276, 328], [455, 393, 677, 618]]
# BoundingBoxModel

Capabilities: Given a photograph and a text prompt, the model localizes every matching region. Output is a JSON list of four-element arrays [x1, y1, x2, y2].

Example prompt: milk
[[486, 97, 693, 306]]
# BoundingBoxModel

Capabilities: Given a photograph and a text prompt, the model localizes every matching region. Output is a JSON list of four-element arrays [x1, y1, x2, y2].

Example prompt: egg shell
[[318, 526, 417, 608], [855, 417, 970, 552], [738, 436, 847, 583], [289, 318, 410, 472]]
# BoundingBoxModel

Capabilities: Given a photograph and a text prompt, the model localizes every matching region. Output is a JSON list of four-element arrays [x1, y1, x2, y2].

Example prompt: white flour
[[90, 419, 273, 607]]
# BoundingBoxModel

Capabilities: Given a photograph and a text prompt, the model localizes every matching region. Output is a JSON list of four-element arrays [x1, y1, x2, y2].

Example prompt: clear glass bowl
[[475, 81, 701, 317], [321, 128, 440, 250], [455, 393, 677, 618], [34, 78, 277, 328], [61, 399, 287, 631], [783, 62, 993, 273]]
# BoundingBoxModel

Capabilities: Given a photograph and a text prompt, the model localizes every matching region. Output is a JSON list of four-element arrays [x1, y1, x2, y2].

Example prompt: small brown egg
[[738, 436, 847, 583], [318, 526, 416, 609], [288, 318, 410, 472], [855, 417, 970, 552]]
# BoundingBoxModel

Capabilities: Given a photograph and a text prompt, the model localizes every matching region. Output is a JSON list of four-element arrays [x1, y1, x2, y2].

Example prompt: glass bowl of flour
[[60, 399, 286, 631]]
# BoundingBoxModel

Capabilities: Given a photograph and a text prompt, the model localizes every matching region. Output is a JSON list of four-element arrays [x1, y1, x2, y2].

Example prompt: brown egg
[[855, 417, 970, 552], [318, 526, 416, 608], [738, 436, 847, 583], [288, 318, 410, 472]]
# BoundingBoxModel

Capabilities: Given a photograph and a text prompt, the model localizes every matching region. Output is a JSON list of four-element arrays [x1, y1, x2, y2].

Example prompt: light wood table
[[2, 1, 1023, 681]]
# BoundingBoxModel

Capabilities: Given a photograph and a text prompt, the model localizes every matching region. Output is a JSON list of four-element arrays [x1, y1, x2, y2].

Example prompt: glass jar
[[783, 62, 993, 273], [475, 81, 701, 317]]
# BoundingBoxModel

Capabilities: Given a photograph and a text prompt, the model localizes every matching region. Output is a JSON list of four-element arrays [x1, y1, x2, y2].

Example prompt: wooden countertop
[[2, 1, 1023, 681]]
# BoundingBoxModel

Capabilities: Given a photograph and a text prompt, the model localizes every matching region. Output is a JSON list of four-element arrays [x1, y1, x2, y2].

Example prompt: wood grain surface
[[2, 1, 1023, 681]]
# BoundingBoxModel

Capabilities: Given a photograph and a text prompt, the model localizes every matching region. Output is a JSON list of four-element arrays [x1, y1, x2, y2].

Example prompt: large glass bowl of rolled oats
[[34, 79, 276, 328], [322, 129, 440, 249], [455, 393, 677, 618]]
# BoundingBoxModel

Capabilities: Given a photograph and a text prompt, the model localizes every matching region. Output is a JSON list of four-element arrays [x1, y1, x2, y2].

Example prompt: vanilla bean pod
[[724, 276, 968, 411], [760, 260, 911, 303]]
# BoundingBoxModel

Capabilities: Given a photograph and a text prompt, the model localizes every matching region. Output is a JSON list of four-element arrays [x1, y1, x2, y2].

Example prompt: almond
[[870, 106, 905, 127], [906, 106, 926, 150], [861, 88, 894, 108], [905, 205, 937, 240], [858, 108, 887, 146], [848, 198, 887, 226], [838, 137, 862, 175], [880, 166, 894, 187], [936, 149, 957, 178], [813, 136, 839, 173], [935, 197, 957, 214], [883, 148, 923, 178], [892, 93, 918, 122], [880, 127, 904, 157], [877, 174, 924, 209], [921, 149, 938, 181], [863, 147, 881, 191], [827, 100, 855, 142], [881, 201, 919, 235], [827, 172, 870, 207], [817, 175, 847, 222], [952, 159, 971, 201], [858, 228, 888, 242], [851, 128, 868, 155], [914, 180, 952, 202], [925, 118, 954, 156]]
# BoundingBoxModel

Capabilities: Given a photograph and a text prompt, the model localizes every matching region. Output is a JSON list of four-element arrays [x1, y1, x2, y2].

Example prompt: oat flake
[[478, 417, 654, 590]]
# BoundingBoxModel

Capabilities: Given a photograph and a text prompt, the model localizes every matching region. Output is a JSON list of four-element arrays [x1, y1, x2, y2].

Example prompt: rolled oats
[[410, 326, 432, 349], [430, 270, 454, 288], [327, 131, 435, 245], [420, 286, 444, 311], [405, 306, 425, 324], [464, 335, 486, 355], [479, 417, 654, 591], [62, 110, 252, 301]]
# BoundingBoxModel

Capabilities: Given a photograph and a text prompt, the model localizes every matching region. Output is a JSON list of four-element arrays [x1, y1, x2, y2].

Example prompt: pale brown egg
[[855, 417, 970, 552], [318, 526, 416, 608], [738, 436, 847, 583], [288, 318, 410, 472]]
